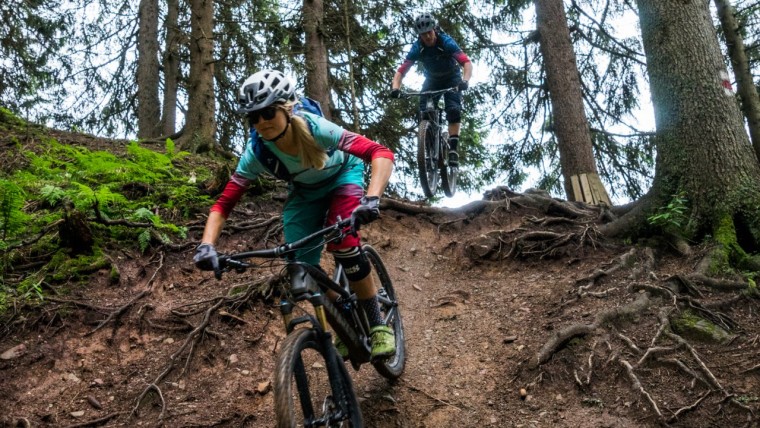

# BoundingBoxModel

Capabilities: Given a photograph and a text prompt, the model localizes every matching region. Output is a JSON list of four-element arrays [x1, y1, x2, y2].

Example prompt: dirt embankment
[[2, 198, 759, 427]]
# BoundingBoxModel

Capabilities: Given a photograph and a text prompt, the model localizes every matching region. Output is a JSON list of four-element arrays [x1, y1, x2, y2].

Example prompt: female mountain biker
[[193, 69, 396, 359], [390, 12, 473, 168]]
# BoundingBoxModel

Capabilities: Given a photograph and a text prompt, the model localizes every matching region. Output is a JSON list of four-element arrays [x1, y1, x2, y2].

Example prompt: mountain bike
[[216, 218, 405, 427], [404, 87, 459, 199]]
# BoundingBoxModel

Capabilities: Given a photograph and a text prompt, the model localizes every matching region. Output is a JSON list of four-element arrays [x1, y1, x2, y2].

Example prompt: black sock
[[359, 296, 385, 327], [448, 135, 459, 152]]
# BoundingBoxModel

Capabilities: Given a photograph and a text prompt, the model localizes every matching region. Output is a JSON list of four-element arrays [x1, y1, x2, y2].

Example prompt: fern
[[40, 185, 67, 206], [165, 138, 175, 158], [0, 179, 28, 239], [132, 207, 157, 223], [138, 229, 151, 253]]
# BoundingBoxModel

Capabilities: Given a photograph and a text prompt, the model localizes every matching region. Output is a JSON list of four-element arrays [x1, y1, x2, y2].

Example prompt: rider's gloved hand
[[457, 80, 469, 91], [350, 196, 381, 231], [194, 243, 219, 272], [390, 89, 402, 99]]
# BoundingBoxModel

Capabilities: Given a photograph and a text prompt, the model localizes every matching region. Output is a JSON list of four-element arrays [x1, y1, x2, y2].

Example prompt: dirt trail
[[1, 202, 758, 427]]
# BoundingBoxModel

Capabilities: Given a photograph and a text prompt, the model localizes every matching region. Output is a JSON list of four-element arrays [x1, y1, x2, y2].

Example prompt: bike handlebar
[[215, 217, 354, 276], [402, 87, 459, 97]]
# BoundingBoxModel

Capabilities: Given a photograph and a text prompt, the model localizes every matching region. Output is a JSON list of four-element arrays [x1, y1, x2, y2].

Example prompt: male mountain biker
[[390, 12, 473, 168], [193, 69, 396, 360]]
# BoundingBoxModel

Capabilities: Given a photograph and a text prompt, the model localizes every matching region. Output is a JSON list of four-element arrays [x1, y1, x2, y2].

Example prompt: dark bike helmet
[[237, 69, 296, 113], [414, 13, 437, 34]]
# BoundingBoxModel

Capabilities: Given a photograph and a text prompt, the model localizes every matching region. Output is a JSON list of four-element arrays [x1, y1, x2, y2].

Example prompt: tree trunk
[[178, 0, 216, 153], [302, 0, 331, 120], [535, 0, 611, 206], [161, 0, 180, 137], [136, 0, 162, 139], [631, 0, 760, 246], [713, 0, 760, 161], [343, 0, 359, 131]]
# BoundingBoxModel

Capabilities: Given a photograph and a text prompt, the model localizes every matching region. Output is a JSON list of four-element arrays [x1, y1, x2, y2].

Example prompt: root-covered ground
[[2, 189, 760, 427]]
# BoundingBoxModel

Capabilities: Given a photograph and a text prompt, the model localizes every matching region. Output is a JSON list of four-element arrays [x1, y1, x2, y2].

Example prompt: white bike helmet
[[414, 13, 437, 34], [238, 69, 296, 113]]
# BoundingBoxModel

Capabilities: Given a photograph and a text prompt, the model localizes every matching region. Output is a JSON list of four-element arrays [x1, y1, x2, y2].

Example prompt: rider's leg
[[444, 90, 463, 167], [282, 190, 331, 266], [332, 248, 396, 359], [327, 186, 395, 359], [447, 124, 460, 167]]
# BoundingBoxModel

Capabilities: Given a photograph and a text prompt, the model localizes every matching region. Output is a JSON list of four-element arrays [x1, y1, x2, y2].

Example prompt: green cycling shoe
[[370, 325, 396, 359], [334, 326, 396, 360]]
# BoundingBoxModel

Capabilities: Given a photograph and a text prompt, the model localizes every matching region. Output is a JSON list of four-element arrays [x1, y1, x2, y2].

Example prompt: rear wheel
[[439, 131, 458, 197], [417, 120, 439, 198], [274, 328, 363, 427], [364, 245, 406, 379]]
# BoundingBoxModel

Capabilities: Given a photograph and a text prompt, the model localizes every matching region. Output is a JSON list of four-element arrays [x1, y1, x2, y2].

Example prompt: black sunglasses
[[249, 106, 279, 123]]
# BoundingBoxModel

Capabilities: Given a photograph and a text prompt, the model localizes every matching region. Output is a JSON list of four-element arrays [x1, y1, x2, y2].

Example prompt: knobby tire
[[417, 120, 439, 198], [439, 131, 458, 197], [364, 245, 406, 379], [274, 328, 363, 427]]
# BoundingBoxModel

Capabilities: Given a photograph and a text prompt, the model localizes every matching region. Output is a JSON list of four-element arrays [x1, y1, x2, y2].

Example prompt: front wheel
[[274, 328, 363, 427], [364, 245, 406, 379], [439, 132, 458, 197], [417, 120, 439, 198]]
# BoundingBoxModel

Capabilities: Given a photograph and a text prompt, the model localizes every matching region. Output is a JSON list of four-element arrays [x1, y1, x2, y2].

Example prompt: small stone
[[229, 354, 239, 364], [87, 396, 102, 409], [519, 388, 528, 400], [241, 370, 250, 375], [70, 411, 85, 418], [503, 336, 518, 344], [257, 380, 271, 394], [1, 343, 26, 360], [163, 338, 175, 344]]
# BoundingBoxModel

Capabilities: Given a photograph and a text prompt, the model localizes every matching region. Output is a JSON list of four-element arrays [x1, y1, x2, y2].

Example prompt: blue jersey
[[404, 32, 465, 81]]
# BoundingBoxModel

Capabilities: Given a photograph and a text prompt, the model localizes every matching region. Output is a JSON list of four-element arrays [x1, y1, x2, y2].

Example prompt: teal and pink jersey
[[209, 111, 394, 264], [211, 112, 394, 220]]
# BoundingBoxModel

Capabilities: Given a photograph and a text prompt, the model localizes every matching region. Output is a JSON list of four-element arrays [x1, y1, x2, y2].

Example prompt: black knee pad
[[445, 110, 461, 124], [332, 247, 371, 281]]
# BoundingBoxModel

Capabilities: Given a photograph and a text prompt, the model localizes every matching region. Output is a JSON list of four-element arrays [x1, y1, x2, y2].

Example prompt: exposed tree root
[[534, 243, 759, 424], [535, 291, 651, 366], [62, 411, 126, 428], [85, 253, 165, 336], [130, 276, 275, 423]]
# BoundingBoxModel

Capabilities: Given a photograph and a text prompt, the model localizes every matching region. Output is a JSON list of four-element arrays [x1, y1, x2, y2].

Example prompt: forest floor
[[1, 128, 760, 427]]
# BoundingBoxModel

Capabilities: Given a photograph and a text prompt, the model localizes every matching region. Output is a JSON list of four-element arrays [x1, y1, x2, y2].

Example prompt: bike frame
[[406, 86, 458, 141], [217, 219, 391, 369], [404, 87, 459, 198]]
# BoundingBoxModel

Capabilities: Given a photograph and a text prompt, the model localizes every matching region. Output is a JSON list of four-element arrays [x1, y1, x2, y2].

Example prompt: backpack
[[249, 97, 324, 182]]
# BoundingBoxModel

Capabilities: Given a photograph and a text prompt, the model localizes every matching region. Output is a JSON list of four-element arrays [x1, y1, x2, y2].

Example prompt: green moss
[[670, 309, 732, 343], [1, 118, 234, 318], [710, 215, 759, 274], [109, 264, 120, 285], [48, 249, 111, 282]]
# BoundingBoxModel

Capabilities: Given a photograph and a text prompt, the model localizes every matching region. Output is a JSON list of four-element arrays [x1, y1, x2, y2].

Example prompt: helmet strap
[[270, 116, 291, 142]]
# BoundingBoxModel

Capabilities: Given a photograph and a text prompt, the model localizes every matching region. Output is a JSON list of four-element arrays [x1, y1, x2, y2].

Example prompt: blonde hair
[[283, 101, 328, 170]]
